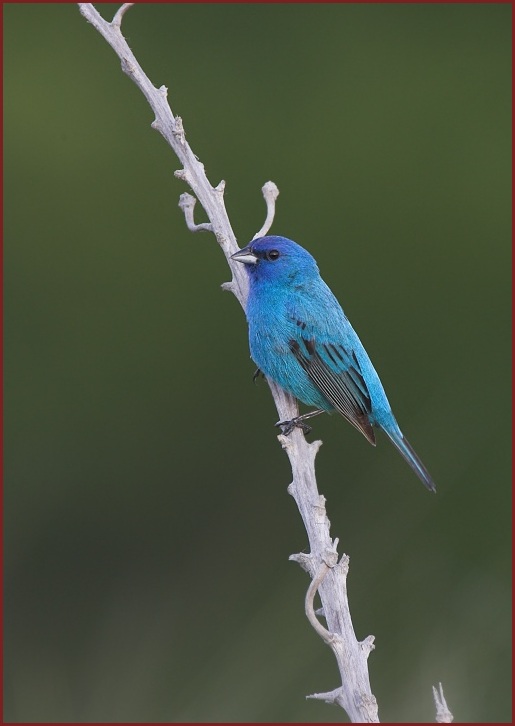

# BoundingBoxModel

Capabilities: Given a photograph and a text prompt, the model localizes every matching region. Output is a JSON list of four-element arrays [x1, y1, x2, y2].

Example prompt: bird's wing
[[288, 327, 376, 446]]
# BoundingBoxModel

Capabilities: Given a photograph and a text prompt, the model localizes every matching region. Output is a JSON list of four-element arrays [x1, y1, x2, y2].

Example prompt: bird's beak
[[231, 246, 258, 265]]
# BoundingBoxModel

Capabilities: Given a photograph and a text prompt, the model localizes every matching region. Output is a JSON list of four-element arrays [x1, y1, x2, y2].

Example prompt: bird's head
[[231, 236, 319, 285]]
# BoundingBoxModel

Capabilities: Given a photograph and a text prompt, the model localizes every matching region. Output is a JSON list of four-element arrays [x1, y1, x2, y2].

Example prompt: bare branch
[[433, 682, 454, 723], [78, 5, 452, 723], [77, 3, 248, 303]]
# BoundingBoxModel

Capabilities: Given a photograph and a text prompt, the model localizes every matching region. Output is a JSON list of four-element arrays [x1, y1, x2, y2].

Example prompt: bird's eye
[[266, 249, 280, 261]]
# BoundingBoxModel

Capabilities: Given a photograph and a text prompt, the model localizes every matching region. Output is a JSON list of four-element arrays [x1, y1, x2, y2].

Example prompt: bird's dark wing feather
[[289, 336, 376, 445]]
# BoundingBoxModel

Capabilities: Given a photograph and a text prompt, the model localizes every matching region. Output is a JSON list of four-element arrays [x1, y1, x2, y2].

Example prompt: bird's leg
[[253, 367, 264, 384], [275, 408, 325, 436]]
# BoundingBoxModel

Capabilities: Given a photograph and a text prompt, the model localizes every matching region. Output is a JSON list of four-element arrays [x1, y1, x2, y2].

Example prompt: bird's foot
[[252, 367, 264, 384], [275, 409, 325, 436], [275, 417, 312, 436]]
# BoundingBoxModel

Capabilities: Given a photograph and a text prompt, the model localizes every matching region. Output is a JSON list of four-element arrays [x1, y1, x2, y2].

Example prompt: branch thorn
[[221, 281, 236, 293], [360, 635, 376, 657], [289, 551, 313, 573], [307, 686, 344, 704]]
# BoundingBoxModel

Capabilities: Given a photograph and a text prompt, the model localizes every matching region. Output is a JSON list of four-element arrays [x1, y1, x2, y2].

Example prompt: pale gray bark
[[77, 5, 453, 722]]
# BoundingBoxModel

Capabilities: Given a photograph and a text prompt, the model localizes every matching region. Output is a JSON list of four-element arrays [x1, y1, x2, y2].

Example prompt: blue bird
[[231, 235, 435, 492]]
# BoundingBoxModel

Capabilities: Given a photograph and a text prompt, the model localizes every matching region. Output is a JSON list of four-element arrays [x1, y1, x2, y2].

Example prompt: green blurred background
[[4, 3, 511, 722]]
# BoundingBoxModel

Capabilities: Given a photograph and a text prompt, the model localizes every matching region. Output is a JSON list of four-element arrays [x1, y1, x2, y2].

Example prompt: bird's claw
[[253, 367, 264, 384], [275, 408, 324, 435], [275, 418, 312, 436]]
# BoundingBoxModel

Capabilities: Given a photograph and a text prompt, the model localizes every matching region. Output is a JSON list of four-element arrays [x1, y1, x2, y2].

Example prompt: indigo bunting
[[231, 235, 435, 492]]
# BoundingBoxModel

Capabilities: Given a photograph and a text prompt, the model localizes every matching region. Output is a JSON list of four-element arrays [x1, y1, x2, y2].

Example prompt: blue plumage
[[231, 235, 435, 492]]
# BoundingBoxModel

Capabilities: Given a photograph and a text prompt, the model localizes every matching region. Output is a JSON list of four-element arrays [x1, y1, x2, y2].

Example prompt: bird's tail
[[383, 426, 436, 493]]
